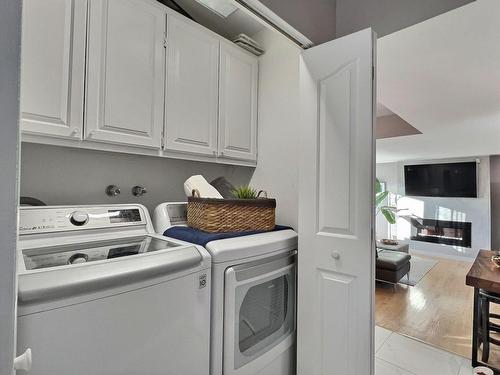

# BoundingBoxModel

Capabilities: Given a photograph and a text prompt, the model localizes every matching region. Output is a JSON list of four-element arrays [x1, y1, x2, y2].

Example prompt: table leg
[[473, 287, 479, 367]]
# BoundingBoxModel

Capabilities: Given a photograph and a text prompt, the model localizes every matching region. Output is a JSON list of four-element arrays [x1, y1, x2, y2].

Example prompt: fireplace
[[412, 219, 472, 248]]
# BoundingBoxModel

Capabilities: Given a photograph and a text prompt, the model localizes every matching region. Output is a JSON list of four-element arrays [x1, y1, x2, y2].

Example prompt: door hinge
[[163, 38, 167, 49], [161, 131, 165, 149]]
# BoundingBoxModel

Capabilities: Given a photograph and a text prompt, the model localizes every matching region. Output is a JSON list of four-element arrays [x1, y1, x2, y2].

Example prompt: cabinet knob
[[70, 127, 79, 135], [331, 251, 340, 260]]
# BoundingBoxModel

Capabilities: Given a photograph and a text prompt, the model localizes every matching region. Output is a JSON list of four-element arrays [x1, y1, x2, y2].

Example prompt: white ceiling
[[377, 0, 500, 163]]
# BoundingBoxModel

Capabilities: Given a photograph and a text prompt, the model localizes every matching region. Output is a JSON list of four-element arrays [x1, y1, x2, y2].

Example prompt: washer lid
[[22, 235, 181, 270], [205, 229, 297, 263], [18, 242, 204, 304]]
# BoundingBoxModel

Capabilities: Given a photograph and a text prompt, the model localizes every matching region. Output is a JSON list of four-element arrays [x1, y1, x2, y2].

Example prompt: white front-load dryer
[[153, 202, 298, 375]]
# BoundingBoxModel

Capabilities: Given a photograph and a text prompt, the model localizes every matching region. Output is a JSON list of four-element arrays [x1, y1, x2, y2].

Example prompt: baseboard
[[409, 248, 474, 262]]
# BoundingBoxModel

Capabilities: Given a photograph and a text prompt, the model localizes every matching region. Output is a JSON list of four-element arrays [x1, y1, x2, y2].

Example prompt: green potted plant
[[376, 179, 397, 225], [231, 185, 259, 199]]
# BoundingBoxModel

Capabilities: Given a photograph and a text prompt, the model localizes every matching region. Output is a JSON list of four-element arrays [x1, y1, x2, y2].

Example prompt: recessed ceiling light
[[194, 0, 238, 18]]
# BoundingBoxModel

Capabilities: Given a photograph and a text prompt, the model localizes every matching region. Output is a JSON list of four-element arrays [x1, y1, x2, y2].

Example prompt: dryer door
[[224, 252, 296, 375]]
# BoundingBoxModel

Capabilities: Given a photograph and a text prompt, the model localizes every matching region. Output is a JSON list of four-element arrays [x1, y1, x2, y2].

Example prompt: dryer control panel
[[19, 205, 147, 235]]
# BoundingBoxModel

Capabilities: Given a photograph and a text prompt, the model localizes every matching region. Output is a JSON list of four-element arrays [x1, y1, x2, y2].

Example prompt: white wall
[[249, 29, 302, 229], [0, 0, 22, 372], [376, 157, 491, 259], [20, 143, 253, 214]]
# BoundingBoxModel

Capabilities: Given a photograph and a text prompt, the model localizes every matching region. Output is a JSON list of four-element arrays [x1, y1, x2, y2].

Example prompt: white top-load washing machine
[[17, 204, 211, 375], [153, 203, 298, 375]]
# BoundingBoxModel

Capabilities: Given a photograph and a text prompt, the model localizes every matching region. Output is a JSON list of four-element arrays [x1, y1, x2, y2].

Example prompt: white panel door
[[86, 0, 165, 149], [164, 15, 219, 157], [218, 42, 258, 162], [20, 0, 87, 139], [297, 28, 376, 375]]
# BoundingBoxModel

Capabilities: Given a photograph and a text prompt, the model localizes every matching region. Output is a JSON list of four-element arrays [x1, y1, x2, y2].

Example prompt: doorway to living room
[[373, 1, 500, 373]]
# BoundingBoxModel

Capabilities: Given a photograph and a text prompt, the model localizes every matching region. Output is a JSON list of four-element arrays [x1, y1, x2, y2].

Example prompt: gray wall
[[491, 155, 500, 249], [0, 0, 22, 372], [20, 143, 253, 214], [259, 0, 336, 45], [336, 0, 474, 38], [260, 0, 474, 44]]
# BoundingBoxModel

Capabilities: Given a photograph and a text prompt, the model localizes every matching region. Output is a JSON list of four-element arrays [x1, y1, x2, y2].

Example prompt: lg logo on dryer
[[199, 274, 207, 289]]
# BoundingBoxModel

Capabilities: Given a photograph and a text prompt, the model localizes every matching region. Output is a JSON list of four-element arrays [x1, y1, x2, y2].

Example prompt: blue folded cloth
[[163, 225, 292, 247]]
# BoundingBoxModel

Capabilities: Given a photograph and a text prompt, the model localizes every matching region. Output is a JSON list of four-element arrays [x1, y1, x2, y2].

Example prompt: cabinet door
[[20, 0, 87, 139], [218, 42, 258, 162], [164, 15, 219, 157], [86, 0, 165, 149]]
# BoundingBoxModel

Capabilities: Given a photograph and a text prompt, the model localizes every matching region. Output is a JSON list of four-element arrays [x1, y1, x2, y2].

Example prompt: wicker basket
[[187, 190, 276, 233]]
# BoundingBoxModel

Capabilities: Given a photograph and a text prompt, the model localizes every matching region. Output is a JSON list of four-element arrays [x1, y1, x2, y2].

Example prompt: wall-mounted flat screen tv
[[404, 162, 477, 198]]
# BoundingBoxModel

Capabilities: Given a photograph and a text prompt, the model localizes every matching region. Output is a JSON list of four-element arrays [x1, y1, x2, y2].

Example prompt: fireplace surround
[[412, 219, 472, 248]]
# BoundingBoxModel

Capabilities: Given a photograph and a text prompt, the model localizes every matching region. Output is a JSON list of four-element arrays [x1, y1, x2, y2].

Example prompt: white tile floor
[[375, 326, 475, 375]]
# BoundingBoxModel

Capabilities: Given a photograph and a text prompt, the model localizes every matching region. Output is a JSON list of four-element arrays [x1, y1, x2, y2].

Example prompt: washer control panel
[[19, 206, 146, 235]]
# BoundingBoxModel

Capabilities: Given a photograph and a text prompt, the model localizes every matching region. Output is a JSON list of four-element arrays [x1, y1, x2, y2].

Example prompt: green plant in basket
[[232, 185, 258, 199]]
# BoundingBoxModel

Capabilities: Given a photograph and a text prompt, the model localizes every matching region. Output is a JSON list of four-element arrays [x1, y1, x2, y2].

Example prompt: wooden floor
[[375, 254, 500, 366]]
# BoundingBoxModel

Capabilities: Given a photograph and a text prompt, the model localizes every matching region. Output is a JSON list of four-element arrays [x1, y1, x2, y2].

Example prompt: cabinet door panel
[[20, 0, 86, 139], [164, 15, 219, 156], [86, 0, 165, 149], [219, 43, 258, 162]]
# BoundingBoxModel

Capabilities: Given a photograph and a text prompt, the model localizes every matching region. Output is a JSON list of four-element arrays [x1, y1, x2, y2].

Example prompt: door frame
[[0, 0, 22, 373]]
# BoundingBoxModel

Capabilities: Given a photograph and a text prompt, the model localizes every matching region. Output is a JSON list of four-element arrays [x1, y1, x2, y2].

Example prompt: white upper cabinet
[[20, 0, 258, 165], [218, 42, 258, 162], [20, 0, 87, 139], [164, 15, 219, 157], [85, 0, 166, 149]]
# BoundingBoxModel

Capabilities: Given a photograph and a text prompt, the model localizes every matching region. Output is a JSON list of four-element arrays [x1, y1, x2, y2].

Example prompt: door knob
[[331, 251, 340, 260], [14, 348, 32, 372]]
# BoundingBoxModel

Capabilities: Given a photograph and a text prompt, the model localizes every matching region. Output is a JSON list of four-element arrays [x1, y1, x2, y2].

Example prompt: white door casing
[[0, 0, 21, 373], [297, 28, 376, 375], [20, 0, 87, 140], [164, 14, 219, 157], [86, 0, 165, 149], [218, 41, 258, 162]]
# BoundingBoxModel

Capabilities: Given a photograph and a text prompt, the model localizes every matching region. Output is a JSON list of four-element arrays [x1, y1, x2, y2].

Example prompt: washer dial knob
[[69, 211, 89, 226]]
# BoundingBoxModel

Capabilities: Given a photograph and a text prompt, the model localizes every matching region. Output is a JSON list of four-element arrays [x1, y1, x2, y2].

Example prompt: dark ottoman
[[376, 250, 411, 284]]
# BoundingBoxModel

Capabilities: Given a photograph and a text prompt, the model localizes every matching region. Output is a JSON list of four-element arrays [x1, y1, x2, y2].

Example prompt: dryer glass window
[[239, 275, 289, 352], [226, 253, 296, 370]]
